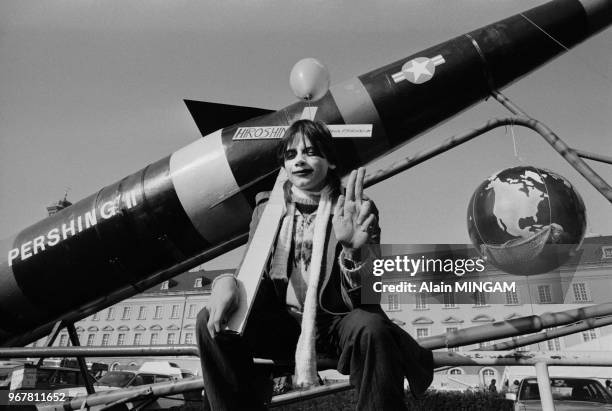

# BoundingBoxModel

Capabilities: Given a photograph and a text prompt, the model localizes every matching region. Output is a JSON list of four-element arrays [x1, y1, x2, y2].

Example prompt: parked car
[[0, 361, 29, 389], [55, 361, 199, 409], [0, 361, 97, 391], [506, 377, 612, 410]]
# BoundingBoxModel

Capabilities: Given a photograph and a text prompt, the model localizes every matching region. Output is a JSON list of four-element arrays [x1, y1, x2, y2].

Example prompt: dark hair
[[277, 120, 341, 193], [277, 120, 338, 167]]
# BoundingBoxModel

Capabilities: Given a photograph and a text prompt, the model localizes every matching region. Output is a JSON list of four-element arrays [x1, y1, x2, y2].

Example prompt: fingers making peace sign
[[332, 167, 377, 254]]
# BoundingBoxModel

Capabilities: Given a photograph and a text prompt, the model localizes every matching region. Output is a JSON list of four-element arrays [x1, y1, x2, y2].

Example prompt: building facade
[[378, 237, 612, 389], [30, 268, 226, 372]]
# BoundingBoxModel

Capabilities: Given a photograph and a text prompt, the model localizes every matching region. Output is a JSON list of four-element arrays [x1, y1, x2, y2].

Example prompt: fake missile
[[1, 0, 610, 346]]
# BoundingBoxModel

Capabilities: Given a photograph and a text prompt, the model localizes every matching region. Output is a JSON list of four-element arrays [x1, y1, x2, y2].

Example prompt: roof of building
[[141, 268, 229, 295], [571, 235, 612, 266]]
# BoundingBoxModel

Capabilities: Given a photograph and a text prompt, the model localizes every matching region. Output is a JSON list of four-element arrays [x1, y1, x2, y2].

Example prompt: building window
[[184, 333, 194, 344], [106, 307, 115, 320], [448, 368, 463, 375], [538, 285, 552, 303], [572, 283, 589, 302], [87, 334, 96, 346], [150, 333, 159, 345], [92, 312, 100, 321], [101, 334, 110, 346], [602, 246, 612, 259], [478, 342, 488, 349], [167, 333, 176, 344], [474, 291, 486, 306], [117, 333, 125, 346], [154, 306, 163, 320], [194, 278, 203, 288], [505, 289, 519, 305], [160, 281, 169, 290], [415, 293, 427, 310], [59, 334, 69, 347], [170, 305, 180, 319], [387, 294, 400, 311], [443, 292, 455, 308], [416, 328, 428, 339], [188, 304, 197, 319], [121, 306, 131, 320], [482, 368, 496, 385], [138, 306, 147, 320], [582, 329, 597, 342], [133, 333, 142, 346], [546, 338, 561, 351]]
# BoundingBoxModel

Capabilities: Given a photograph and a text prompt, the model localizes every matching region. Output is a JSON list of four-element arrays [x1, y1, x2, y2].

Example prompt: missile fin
[[184, 100, 275, 137]]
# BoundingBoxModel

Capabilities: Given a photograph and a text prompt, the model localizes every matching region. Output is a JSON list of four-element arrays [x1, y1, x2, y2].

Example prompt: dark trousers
[[196, 303, 433, 411]]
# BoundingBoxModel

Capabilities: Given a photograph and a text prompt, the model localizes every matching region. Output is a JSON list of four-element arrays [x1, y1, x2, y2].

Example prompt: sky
[[1, 0, 611, 270]]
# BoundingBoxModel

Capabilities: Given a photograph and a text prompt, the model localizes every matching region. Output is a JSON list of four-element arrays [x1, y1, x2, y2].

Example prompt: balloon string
[[509, 122, 523, 163]]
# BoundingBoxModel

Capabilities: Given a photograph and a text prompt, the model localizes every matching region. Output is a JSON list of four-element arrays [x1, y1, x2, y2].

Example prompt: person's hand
[[206, 276, 239, 337], [332, 167, 377, 258]]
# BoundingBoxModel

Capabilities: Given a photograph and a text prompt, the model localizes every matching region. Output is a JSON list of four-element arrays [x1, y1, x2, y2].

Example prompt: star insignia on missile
[[392, 55, 446, 84]]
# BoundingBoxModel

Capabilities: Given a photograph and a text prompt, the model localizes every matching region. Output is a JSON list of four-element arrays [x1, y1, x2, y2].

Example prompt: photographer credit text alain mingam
[[371, 255, 516, 294]]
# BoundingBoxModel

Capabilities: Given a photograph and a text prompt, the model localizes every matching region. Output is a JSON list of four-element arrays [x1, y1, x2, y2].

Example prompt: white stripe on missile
[[169, 130, 253, 244]]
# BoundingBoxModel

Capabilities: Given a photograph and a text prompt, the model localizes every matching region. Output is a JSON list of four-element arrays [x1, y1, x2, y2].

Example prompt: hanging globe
[[467, 166, 586, 275]]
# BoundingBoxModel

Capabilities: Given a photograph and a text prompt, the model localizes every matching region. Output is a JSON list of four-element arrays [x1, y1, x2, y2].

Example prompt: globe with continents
[[467, 166, 586, 275]]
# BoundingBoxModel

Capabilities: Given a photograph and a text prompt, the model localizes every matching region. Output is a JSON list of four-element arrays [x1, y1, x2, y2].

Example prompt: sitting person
[[196, 119, 433, 410]]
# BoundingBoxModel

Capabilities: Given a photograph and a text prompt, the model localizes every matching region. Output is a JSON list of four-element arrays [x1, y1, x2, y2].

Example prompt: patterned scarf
[[269, 183, 333, 387]]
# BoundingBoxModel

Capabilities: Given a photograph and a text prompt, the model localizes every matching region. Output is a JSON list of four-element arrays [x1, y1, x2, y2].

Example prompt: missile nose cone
[[577, 0, 612, 35]]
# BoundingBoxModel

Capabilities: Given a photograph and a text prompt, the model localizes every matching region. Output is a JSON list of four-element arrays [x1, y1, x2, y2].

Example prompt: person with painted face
[[196, 120, 433, 411]]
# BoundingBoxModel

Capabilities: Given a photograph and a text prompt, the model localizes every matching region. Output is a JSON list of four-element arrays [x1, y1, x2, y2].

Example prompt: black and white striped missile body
[[1, 0, 610, 346]]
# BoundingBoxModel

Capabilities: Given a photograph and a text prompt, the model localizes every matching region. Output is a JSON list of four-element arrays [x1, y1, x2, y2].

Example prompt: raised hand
[[332, 167, 377, 255]]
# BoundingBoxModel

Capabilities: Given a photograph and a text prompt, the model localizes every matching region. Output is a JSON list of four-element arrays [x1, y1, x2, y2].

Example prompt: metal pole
[[66, 323, 95, 395], [485, 315, 612, 351], [492, 91, 612, 203], [271, 382, 353, 407], [573, 149, 612, 165], [36, 320, 63, 367], [535, 362, 555, 411], [420, 302, 612, 350], [363, 118, 513, 188], [434, 350, 612, 367], [0, 345, 201, 359]]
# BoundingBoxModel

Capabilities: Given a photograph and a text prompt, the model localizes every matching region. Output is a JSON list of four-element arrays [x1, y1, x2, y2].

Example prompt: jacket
[[244, 190, 381, 315]]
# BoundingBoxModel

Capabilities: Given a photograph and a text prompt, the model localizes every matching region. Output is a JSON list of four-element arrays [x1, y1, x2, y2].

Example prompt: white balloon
[[289, 58, 330, 102]]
